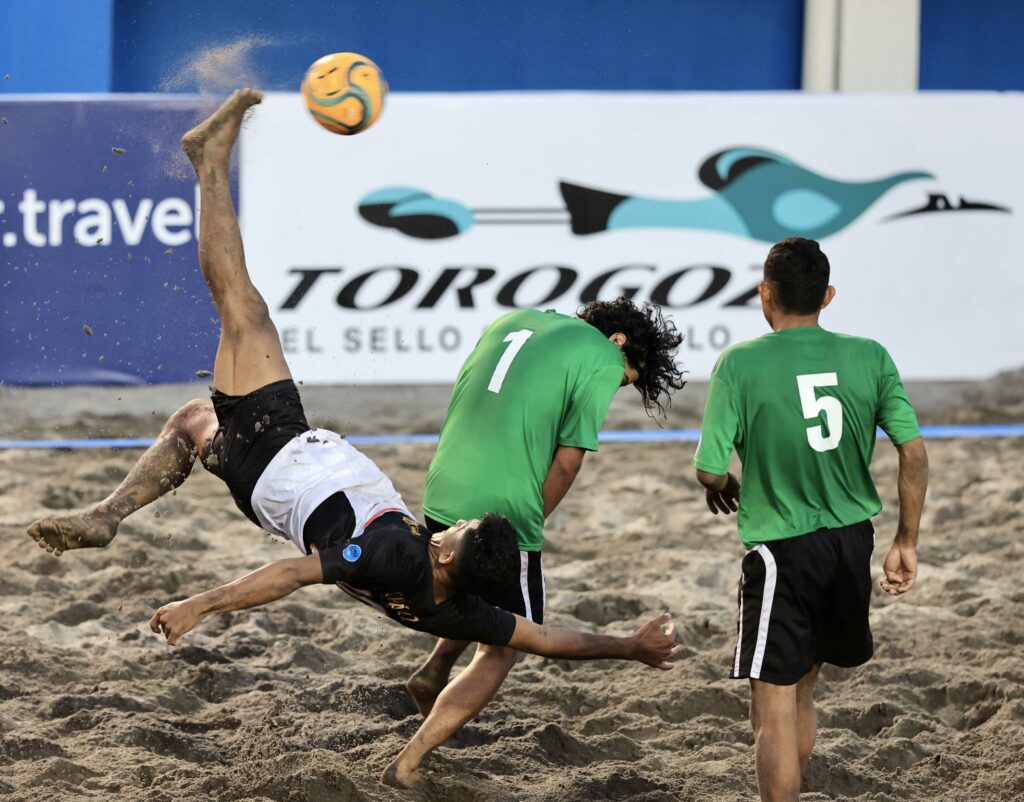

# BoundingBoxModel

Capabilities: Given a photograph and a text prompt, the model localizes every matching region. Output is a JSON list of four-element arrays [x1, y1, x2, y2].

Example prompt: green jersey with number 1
[[694, 326, 921, 549], [424, 309, 625, 552]]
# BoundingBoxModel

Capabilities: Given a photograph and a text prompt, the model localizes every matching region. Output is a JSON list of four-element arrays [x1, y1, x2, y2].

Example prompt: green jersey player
[[389, 300, 686, 786], [694, 237, 929, 802], [425, 308, 635, 551]]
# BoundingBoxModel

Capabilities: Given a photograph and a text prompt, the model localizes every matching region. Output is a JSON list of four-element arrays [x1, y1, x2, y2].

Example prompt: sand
[[0, 374, 1022, 801]]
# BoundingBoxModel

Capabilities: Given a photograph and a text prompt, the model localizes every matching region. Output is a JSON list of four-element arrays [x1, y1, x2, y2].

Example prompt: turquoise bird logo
[[359, 147, 1006, 241], [562, 147, 931, 241]]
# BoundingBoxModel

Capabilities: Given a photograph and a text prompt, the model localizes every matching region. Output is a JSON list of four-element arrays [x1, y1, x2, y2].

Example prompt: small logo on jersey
[[343, 544, 362, 562]]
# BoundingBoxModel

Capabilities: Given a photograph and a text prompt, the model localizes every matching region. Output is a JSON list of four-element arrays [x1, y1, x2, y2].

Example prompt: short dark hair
[[577, 297, 686, 417], [763, 237, 830, 315], [453, 513, 519, 596]]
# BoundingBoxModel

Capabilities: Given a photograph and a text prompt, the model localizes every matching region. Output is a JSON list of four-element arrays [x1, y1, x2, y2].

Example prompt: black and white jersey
[[318, 512, 518, 646]]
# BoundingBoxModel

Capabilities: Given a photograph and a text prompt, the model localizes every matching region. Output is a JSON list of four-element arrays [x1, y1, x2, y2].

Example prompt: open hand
[[881, 542, 917, 596], [149, 599, 201, 645], [705, 473, 740, 515], [633, 612, 682, 670]]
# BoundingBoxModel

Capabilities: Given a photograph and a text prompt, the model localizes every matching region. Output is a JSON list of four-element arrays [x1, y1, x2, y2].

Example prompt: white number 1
[[796, 373, 843, 452], [487, 329, 534, 394]]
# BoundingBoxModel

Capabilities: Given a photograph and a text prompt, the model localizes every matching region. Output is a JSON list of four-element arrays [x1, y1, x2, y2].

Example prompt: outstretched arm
[[149, 554, 323, 644], [507, 612, 680, 669], [881, 436, 928, 596], [542, 446, 586, 517]]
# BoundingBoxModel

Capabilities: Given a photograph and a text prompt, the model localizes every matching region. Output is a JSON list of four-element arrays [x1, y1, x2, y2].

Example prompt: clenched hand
[[149, 599, 201, 645], [880, 542, 917, 596]]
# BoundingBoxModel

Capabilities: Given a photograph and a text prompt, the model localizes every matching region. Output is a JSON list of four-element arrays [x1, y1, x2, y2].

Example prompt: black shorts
[[731, 520, 874, 685], [425, 515, 545, 625], [206, 379, 309, 526]]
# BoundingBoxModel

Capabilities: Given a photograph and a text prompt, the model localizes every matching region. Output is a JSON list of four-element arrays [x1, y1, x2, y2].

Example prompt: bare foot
[[27, 509, 118, 557], [406, 665, 448, 717], [381, 757, 420, 789], [181, 88, 263, 168]]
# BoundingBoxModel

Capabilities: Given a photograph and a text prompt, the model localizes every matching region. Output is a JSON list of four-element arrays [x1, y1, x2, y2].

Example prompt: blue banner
[[0, 97, 228, 385]]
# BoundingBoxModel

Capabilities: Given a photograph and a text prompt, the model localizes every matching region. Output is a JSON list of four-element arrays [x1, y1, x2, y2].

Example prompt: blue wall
[[4, 2, 1024, 98], [110, 0, 804, 92], [0, 0, 114, 93], [920, 0, 1024, 90]]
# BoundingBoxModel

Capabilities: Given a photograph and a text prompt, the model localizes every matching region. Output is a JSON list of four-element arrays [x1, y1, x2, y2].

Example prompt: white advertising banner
[[240, 92, 1024, 383]]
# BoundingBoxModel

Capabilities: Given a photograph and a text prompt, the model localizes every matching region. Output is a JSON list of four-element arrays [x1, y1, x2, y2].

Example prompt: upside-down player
[[26, 90, 681, 779]]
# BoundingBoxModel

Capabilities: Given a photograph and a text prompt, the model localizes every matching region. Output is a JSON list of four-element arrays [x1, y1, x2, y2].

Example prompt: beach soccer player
[[388, 299, 685, 785], [25, 87, 680, 738], [693, 237, 929, 802]]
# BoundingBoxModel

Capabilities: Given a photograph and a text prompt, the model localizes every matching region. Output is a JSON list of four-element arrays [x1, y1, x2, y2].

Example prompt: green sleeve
[[694, 358, 740, 474], [876, 347, 921, 444], [558, 365, 623, 451]]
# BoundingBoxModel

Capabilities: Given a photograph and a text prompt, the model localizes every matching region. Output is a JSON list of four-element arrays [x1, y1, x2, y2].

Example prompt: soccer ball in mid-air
[[301, 52, 387, 135]]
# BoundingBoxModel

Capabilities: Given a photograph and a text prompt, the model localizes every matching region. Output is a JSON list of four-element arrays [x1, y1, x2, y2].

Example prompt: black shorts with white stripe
[[731, 520, 874, 685], [425, 515, 546, 624]]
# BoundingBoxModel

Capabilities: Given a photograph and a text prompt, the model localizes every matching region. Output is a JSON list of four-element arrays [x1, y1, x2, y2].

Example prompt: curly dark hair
[[577, 297, 686, 416], [453, 512, 519, 596]]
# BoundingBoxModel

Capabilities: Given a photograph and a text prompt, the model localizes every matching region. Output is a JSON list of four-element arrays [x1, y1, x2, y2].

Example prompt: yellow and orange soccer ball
[[301, 52, 387, 135]]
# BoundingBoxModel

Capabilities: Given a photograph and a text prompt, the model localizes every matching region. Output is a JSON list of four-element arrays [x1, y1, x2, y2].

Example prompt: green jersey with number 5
[[425, 309, 625, 551], [694, 326, 921, 548]]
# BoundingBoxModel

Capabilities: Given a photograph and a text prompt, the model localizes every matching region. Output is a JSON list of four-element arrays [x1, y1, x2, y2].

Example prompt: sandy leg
[[182, 88, 290, 398], [391, 644, 517, 784], [25, 399, 216, 557]]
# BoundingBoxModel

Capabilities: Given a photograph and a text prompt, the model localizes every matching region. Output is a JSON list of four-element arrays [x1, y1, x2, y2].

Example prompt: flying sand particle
[[254, 421, 263, 432], [83, 325, 93, 336], [1, 117, 8, 125], [98, 355, 105, 363], [165, 248, 173, 255], [112, 147, 126, 155], [195, 369, 212, 378]]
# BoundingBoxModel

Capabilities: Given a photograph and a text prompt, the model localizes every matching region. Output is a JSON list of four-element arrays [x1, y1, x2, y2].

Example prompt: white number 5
[[796, 373, 843, 452], [487, 329, 534, 393]]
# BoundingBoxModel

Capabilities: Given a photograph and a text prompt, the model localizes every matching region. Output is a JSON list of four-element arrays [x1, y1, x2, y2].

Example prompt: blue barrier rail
[[0, 424, 1022, 450]]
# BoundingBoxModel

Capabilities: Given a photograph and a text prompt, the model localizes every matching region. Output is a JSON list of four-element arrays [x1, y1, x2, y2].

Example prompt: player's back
[[696, 326, 920, 545], [425, 309, 624, 550]]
